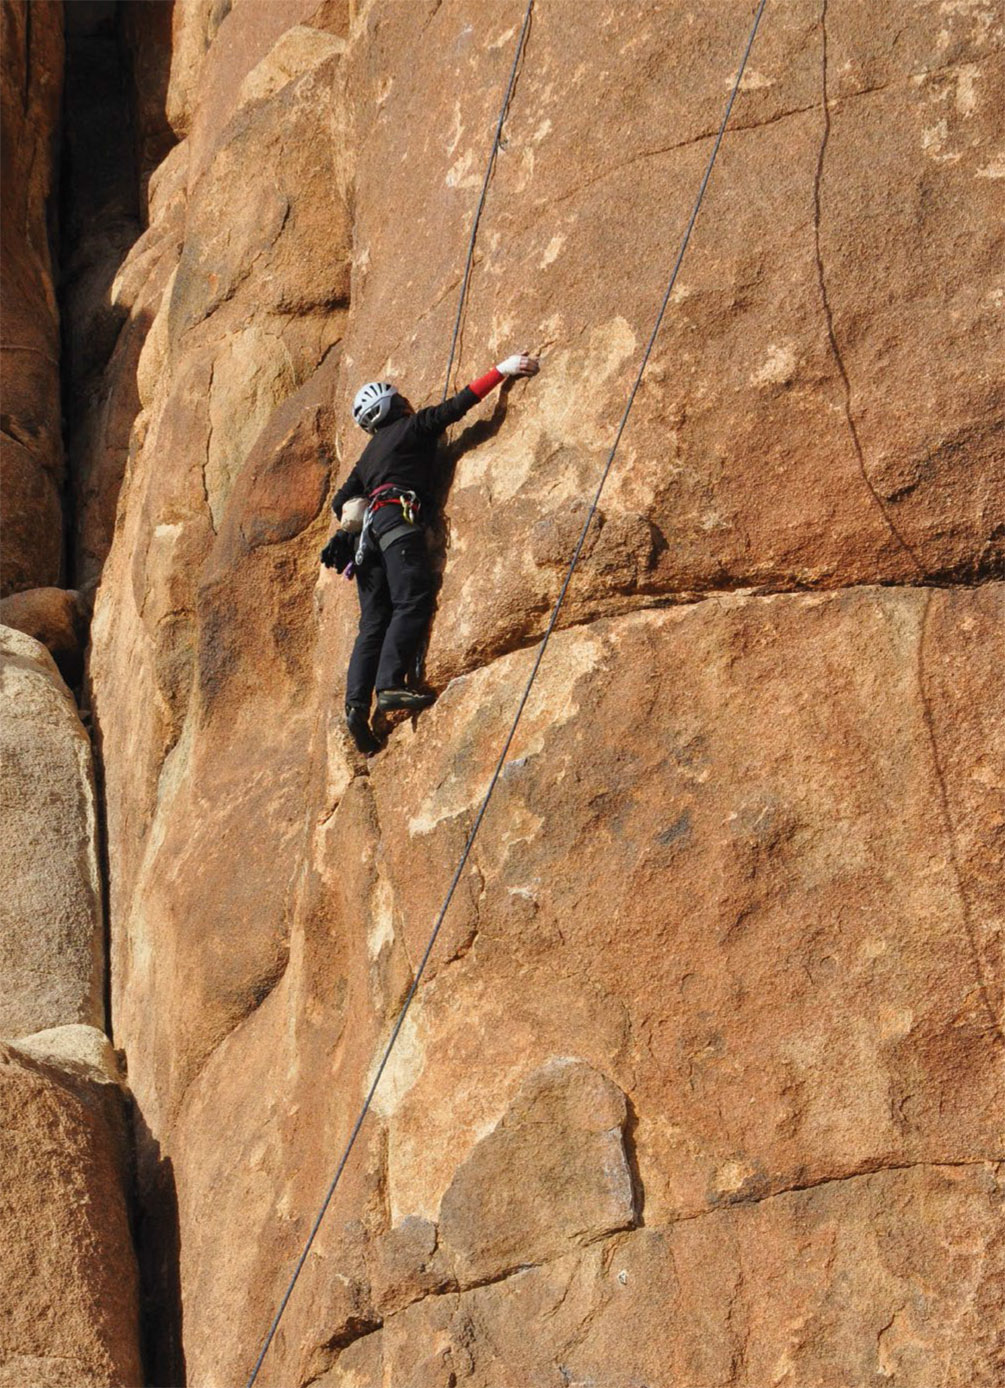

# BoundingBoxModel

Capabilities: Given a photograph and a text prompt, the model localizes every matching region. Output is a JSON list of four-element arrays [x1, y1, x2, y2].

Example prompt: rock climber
[[324, 352, 540, 754]]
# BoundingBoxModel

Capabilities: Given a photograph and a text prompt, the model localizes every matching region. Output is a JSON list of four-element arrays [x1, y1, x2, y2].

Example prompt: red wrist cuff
[[469, 366, 505, 400]]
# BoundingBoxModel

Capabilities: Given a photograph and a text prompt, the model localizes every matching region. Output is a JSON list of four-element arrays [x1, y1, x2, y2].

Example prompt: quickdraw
[[354, 484, 421, 567], [369, 482, 420, 525]]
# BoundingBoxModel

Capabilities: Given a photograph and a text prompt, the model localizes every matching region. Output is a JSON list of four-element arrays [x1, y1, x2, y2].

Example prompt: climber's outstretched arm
[[412, 352, 540, 437]]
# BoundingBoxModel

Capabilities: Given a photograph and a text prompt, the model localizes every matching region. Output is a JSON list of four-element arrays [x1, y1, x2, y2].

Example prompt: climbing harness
[[353, 483, 422, 567], [369, 483, 419, 528], [321, 487, 420, 576], [246, 1, 767, 1382]]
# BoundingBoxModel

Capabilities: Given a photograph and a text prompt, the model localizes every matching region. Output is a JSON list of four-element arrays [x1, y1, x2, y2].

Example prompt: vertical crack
[[916, 590, 1004, 1046], [202, 357, 217, 532], [812, 0, 926, 579]]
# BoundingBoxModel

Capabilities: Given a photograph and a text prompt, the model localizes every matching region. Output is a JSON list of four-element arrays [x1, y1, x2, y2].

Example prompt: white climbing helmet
[[352, 380, 397, 432]]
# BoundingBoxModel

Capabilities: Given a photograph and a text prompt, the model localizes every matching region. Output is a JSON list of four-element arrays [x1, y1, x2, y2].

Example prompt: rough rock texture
[[0, 1029, 142, 1388], [0, 0, 64, 596], [324, 1164, 1005, 1388], [89, 0, 352, 1131], [338, 0, 1005, 683], [79, 1, 1005, 1385], [0, 585, 90, 687], [0, 627, 104, 1038]]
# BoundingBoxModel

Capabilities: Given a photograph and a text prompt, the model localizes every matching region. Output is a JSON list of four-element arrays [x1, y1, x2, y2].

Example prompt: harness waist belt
[[378, 521, 418, 552]]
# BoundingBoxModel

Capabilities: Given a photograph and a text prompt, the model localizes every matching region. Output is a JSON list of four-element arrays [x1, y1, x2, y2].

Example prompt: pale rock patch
[[0, 628, 104, 1038], [238, 26, 347, 108], [437, 1058, 636, 1286]]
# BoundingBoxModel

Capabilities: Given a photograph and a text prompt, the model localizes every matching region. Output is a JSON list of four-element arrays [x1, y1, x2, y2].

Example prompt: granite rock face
[[337, 0, 1005, 684], [102, 581, 1005, 1388], [324, 1163, 1005, 1388], [0, 1029, 142, 1388], [72, 1, 1005, 1385], [0, 627, 104, 1039]]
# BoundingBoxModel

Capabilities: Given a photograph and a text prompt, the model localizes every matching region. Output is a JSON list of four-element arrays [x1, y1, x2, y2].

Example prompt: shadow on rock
[[415, 381, 514, 683], [132, 1103, 186, 1388]]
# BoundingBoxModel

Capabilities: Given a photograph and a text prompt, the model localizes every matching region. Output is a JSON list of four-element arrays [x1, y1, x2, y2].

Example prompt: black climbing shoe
[[345, 703, 381, 755], [376, 687, 436, 713]]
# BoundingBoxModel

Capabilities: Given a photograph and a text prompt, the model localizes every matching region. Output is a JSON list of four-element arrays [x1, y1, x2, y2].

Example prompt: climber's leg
[[375, 533, 435, 703], [347, 556, 392, 707]]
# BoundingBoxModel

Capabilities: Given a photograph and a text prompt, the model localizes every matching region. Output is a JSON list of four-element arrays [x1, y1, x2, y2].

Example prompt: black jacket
[[331, 386, 478, 518]]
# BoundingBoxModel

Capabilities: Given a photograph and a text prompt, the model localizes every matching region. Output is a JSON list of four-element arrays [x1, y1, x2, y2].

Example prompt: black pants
[[346, 530, 433, 707]]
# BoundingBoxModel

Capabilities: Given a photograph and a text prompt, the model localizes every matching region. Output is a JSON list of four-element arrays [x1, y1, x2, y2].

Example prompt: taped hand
[[497, 353, 540, 377]]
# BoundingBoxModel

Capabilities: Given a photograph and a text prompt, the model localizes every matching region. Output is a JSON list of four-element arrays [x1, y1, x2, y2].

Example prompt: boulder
[[0, 628, 104, 1038], [0, 587, 90, 687], [0, 1030, 142, 1388]]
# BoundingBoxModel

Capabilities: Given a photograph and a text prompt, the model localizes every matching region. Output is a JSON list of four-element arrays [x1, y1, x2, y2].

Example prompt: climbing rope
[[441, 0, 535, 401], [245, 9, 535, 1385], [245, 2, 767, 1381]]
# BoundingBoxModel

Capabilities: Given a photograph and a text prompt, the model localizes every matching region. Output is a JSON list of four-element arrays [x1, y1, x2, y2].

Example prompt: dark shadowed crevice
[[55, 8, 180, 1384], [621, 1093, 647, 1229], [56, 0, 153, 1069], [56, 0, 180, 1058], [58, 0, 142, 590], [58, 0, 177, 595], [132, 1101, 187, 1388]]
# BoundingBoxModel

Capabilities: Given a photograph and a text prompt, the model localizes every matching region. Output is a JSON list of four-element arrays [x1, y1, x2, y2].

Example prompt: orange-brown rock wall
[[85, 2, 1004, 1385], [2, 12, 155, 1384], [0, 0, 64, 596], [0, 625, 145, 1385], [0, 1029, 142, 1388]]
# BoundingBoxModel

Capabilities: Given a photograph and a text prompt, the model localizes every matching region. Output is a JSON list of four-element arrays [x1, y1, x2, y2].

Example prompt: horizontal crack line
[[428, 573, 1004, 691], [669, 1158, 1001, 1224], [305, 1158, 1000, 1360], [1, 342, 58, 361]]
